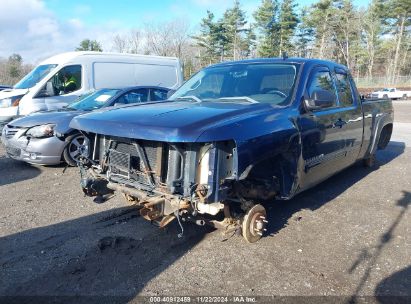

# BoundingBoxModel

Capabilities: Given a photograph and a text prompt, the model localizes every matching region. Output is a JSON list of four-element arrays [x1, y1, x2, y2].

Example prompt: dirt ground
[[0, 102, 410, 302]]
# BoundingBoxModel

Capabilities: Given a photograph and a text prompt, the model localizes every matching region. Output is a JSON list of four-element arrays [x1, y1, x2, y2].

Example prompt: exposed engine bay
[[79, 133, 276, 242]]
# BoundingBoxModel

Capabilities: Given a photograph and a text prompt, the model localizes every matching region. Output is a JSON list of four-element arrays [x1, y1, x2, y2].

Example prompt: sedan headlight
[[0, 95, 24, 108], [26, 124, 55, 138]]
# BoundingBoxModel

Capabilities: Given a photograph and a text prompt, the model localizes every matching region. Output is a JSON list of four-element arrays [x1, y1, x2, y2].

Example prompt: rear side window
[[335, 72, 354, 107], [116, 89, 148, 104], [150, 88, 169, 101], [307, 69, 337, 106]]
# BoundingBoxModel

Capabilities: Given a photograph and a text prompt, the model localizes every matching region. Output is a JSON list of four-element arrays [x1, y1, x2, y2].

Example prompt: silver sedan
[[1, 86, 170, 166]]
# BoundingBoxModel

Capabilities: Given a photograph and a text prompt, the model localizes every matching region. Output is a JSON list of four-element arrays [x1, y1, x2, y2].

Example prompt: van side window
[[306, 69, 337, 106], [43, 65, 82, 97], [335, 72, 354, 107]]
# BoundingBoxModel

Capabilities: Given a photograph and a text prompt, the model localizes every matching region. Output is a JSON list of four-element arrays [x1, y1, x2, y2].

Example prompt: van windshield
[[67, 89, 121, 111], [170, 63, 299, 106], [14, 64, 57, 89]]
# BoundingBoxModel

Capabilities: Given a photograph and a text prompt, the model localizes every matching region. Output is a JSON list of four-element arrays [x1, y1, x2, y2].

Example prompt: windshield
[[14, 64, 57, 89], [170, 63, 299, 105], [67, 89, 121, 111]]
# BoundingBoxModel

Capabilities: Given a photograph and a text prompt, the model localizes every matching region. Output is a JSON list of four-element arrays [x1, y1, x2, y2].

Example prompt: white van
[[0, 51, 183, 124]]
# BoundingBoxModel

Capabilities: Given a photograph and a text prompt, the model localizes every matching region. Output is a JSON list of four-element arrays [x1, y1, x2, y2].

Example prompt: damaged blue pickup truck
[[70, 58, 393, 243]]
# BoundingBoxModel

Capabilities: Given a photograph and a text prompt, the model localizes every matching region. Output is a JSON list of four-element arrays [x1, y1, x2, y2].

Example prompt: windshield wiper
[[175, 96, 202, 103], [217, 96, 259, 104]]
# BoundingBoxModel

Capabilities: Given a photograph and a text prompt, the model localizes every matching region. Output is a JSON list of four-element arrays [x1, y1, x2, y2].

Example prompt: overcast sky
[[0, 0, 370, 64]]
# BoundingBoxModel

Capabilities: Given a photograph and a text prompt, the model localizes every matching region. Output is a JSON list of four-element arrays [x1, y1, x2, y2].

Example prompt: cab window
[[335, 72, 354, 107], [306, 69, 337, 107]]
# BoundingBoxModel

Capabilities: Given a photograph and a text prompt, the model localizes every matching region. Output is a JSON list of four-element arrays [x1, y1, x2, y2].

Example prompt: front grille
[[109, 149, 131, 177], [4, 125, 21, 139], [103, 138, 167, 187]]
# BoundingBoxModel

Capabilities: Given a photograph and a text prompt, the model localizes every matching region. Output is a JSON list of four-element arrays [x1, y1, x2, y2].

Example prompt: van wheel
[[242, 204, 267, 243], [363, 154, 375, 168], [63, 133, 90, 166]]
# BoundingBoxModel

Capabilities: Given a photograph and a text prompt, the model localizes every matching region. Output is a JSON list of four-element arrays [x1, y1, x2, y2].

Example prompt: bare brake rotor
[[242, 204, 268, 243]]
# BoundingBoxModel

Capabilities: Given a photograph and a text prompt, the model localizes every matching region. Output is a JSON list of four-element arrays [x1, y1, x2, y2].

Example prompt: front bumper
[[1, 129, 65, 165]]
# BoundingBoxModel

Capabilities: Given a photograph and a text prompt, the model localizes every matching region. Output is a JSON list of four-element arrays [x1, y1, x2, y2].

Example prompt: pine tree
[[222, 0, 248, 60], [193, 11, 219, 64], [382, 0, 411, 82], [278, 0, 299, 56], [294, 8, 314, 58], [253, 0, 280, 57], [306, 0, 335, 59], [362, 0, 384, 78], [330, 0, 359, 68]]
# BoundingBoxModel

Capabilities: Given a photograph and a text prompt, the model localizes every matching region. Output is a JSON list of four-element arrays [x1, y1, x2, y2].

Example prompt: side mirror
[[37, 82, 55, 98], [46, 82, 55, 96], [304, 90, 335, 110]]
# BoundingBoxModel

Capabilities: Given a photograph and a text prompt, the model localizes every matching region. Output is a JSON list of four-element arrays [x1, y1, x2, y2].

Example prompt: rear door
[[298, 66, 358, 189], [334, 69, 363, 164]]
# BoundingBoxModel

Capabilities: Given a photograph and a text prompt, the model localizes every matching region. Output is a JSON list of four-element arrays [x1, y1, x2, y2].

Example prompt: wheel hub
[[242, 204, 268, 243]]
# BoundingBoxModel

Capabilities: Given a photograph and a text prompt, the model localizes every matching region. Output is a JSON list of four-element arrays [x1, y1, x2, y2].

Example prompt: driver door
[[298, 66, 350, 190], [38, 65, 84, 111]]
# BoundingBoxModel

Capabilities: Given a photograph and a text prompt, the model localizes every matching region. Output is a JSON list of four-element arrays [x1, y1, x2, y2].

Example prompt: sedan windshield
[[170, 63, 299, 105], [14, 64, 57, 89], [67, 89, 121, 111]]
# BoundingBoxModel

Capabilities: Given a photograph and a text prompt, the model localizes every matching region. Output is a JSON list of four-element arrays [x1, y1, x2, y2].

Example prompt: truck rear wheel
[[242, 204, 267, 243], [403, 94, 407, 100], [363, 154, 375, 168]]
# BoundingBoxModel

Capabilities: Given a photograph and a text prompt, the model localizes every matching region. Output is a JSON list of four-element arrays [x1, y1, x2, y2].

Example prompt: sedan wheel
[[63, 134, 90, 166]]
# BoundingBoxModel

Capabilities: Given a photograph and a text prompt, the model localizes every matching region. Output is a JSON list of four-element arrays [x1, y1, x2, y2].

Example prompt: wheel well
[[378, 123, 393, 150], [59, 131, 82, 161]]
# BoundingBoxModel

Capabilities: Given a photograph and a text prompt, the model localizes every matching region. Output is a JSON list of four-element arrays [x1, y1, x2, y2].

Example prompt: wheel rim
[[68, 135, 89, 162]]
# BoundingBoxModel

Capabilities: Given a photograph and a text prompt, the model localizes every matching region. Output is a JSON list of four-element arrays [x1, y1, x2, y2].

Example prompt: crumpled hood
[[8, 109, 84, 134], [70, 101, 285, 142], [0, 88, 28, 99]]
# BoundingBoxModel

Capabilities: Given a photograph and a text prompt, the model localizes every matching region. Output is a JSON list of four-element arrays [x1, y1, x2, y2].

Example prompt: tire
[[383, 94, 388, 99], [378, 125, 392, 150], [363, 154, 375, 168], [403, 94, 407, 100], [63, 133, 90, 166]]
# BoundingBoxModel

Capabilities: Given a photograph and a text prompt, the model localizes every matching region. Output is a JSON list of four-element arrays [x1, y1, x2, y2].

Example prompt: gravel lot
[[0, 102, 410, 302]]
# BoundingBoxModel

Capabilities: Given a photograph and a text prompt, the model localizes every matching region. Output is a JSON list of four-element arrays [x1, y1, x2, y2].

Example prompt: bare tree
[[145, 20, 191, 58], [112, 34, 128, 53], [128, 29, 142, 54]]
